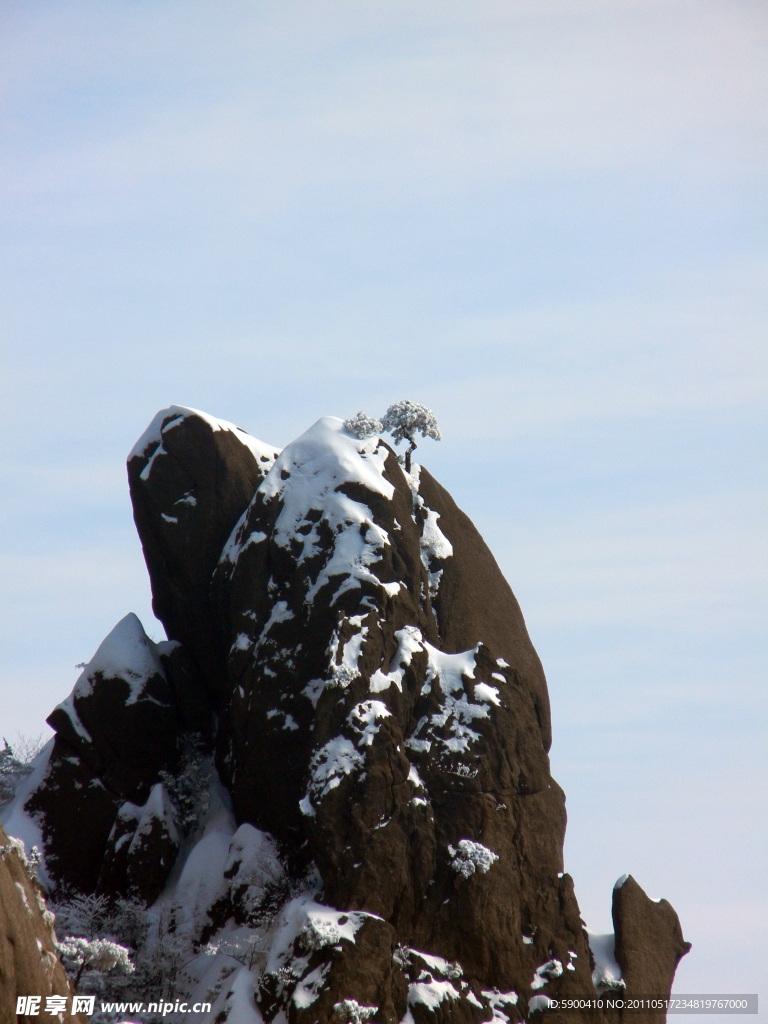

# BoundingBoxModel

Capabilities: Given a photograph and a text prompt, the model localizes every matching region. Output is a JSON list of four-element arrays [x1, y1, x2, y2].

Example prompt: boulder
[[46, 614, 179, 803], [24, 740, 121, 895]]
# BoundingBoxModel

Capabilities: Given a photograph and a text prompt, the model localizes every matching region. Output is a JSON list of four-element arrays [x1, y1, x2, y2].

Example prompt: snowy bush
[[58, 936, 134, 988], [242, 877, 293, 929], [448, 840, 499, 879], [381, 400, 441, 471], [344, 412, 383, 439], [0, 740, 33, 806], [0, 835, 42, 882], [52, 891, 173, 1002], [204, 933, 268, 972], [52, 891, 112, 939], [300, 916, 342, 952], [333, 999, 378, 1024]]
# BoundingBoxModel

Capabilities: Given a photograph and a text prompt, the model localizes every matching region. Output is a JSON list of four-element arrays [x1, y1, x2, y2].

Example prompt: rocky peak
[[2, 407, 690, 1022]]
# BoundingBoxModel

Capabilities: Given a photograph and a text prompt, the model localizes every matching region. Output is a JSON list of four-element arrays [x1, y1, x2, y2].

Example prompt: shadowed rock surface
[[3, 408, 689, 1022]]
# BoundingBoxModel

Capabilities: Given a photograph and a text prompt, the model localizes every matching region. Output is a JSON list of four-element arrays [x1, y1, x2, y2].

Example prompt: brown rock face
[[24, 740, 121, 895], [127, 405, 279, 711], [0, 826, 84, 1024], [415, 468, 552, 752]]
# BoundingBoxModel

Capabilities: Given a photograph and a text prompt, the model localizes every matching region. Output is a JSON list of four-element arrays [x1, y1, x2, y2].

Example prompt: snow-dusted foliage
[[0, 740, 34, 806], [381, 400, 441, 471], [204, 932, 269, 972], [381, 400, 441, 447], [448, 840, 499, 879], [53, 892, 112, 939], [333, 998, 378, 1024], [0, 833, 42, 886], [58, 936, 135, 987], [343, 411, 383, 439], [159, 736, 211, 837]]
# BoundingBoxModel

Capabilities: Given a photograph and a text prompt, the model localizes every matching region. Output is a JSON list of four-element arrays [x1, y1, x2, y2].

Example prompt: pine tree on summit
[[344, 401, 442, 472], [381, 400, 441, 472]]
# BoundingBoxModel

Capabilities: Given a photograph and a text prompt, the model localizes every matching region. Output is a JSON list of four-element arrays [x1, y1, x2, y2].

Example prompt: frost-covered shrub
[[334, 999, 378, 1024], [381, 400, 441, 471], [52, 892, 166, 1002], [204, 933, 268, 972], [300, 916, 342, 952], [343, 412, 383, 439], [58, 936, 134, 988], [242, 877, 293, 929], [52, 892, 111, 939], [0, 834, 41, 882], [0, 740, 33, 806], [10, 732, 45, 763], [448, 840, 499, 879]]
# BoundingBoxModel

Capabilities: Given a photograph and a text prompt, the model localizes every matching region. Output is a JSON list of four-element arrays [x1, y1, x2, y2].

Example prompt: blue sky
[[1, 0, 766, 1005]]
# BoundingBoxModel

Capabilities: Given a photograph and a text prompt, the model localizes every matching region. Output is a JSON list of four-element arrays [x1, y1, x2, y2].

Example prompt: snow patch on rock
[[348, 701, 392, 748], [481, 988, 519, 1023], [586, 931, 625, 992], [305, 737, 364, 810], [370, 626, 423, 694], [531, 959, 563, 990]]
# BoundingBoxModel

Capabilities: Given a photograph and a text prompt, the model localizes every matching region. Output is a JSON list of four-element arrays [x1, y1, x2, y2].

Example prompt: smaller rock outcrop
[[0, 826, 84, 1024], [613, 875, 692, 1015], [26, 615, 186, 894]]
